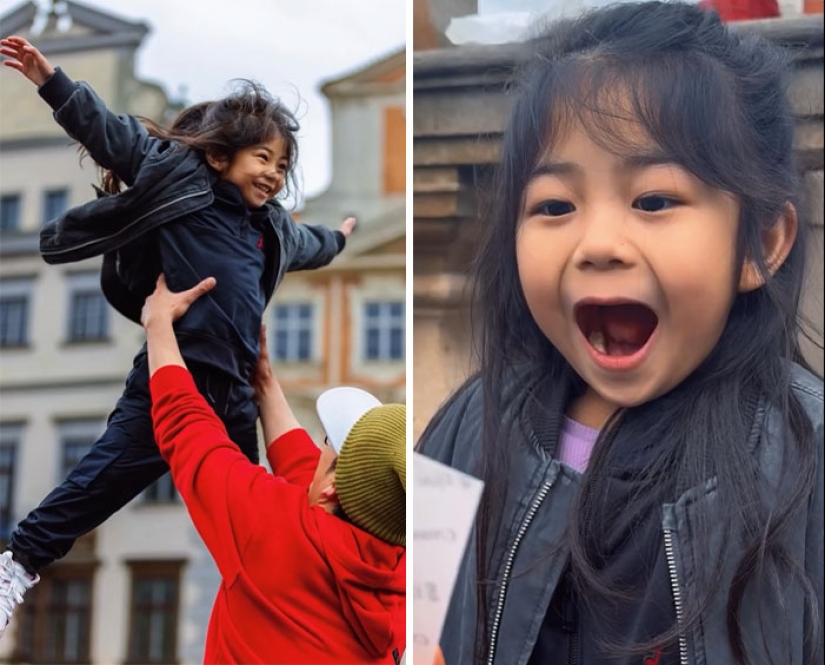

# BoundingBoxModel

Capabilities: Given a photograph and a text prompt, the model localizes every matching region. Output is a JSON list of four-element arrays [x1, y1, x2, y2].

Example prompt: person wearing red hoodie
[[140, 273, 406, 664]]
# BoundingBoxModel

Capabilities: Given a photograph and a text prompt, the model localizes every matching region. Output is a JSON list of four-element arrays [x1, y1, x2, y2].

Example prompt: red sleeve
[[150, 365, 285, 583], [265, 428, 320, 489]]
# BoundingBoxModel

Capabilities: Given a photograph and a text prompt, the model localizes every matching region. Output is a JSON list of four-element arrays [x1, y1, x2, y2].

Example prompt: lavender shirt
[[557, 417, 600, 473]]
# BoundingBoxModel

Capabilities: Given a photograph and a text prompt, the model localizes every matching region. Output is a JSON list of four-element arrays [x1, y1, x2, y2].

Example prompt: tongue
[[600, 305, 656, 355], [604, 317, 649, 346]]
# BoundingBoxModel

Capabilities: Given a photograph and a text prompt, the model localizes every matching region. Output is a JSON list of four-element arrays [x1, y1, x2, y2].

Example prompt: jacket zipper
[[486, 479, 554, 665], [663, 528, 689, 665], [568, 632, 579, 665], [564, 584, 579, 665], [42, 188, 210, 257]]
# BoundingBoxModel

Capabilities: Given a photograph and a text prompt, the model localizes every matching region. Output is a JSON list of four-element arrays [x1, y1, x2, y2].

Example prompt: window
[[0, 278, 33, 348], [127, 561, 184, 664], [0, 424, 22, 544], [272, 303, 314, 362], [59, 420, 102, 480], [43, 188, 69, 224], [0, 297, 29, 348], [0, 193, 21, 233], [14, 564, 95, 664], [363, 301, 404, 361], [143, 472, 178, 504], [67, 273, 109, 343]]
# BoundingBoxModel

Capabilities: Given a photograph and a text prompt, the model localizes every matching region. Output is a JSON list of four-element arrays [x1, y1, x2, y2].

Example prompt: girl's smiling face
[[516, 117, 743, 428], [208, 136, 289, 208]]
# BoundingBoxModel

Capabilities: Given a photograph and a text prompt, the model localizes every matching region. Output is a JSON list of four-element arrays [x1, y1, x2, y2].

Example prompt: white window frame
[[0, 277, 34, 348], [0, 423, 23, 541], [362, 300, 405, 362], [271, 301, 317, 363], [0, 193, 22, 233], [66, 272, 109, 343], [347, 277, 406, 381]]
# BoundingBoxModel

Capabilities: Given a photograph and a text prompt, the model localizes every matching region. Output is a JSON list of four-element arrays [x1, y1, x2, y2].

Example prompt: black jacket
[[419, 365, 823, 665]]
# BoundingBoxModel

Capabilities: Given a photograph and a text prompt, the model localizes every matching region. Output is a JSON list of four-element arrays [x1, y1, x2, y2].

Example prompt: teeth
[[588, 331, 606, 354]]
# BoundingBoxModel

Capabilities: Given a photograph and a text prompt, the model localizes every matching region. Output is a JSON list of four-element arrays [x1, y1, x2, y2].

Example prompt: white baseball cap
[[316, 387, 382, 453]]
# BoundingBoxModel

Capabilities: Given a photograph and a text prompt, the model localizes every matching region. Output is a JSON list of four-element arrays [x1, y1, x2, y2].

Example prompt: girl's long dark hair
[[421, 2, 821, 663], [87, 80, 300, 199]]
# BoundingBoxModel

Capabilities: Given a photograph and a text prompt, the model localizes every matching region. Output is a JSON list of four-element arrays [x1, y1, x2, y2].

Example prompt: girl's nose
[[572, 208, 637, 271]]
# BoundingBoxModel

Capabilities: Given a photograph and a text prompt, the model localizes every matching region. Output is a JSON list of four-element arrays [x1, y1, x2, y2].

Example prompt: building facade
[[275, 48, 406, 433], [0, 1, 405, 662]]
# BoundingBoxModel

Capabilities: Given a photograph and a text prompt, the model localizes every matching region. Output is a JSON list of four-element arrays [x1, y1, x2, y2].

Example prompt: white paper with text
[[412, 452, 484, 665]]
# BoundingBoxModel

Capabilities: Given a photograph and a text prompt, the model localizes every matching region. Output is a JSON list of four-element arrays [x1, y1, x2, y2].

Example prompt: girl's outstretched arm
[[1, 35, 159, 187], [283, 214, 355, 272], [0, 36, 54, 85]]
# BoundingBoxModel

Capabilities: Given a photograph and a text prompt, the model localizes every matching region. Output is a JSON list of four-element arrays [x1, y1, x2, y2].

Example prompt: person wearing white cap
[[315, 387, 406, 545], [135, 274, 406, 664]]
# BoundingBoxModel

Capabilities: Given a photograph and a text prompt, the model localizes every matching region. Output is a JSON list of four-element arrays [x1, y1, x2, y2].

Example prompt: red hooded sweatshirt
[[150, 365, 406, 664]]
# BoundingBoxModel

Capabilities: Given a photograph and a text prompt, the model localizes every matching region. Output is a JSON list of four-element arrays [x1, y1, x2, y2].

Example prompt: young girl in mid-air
[[418, 2, 823, 664], [0, 36, 354, 635]]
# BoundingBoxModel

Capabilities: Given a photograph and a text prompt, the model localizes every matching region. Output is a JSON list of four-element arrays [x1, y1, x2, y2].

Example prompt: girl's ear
[[205, 149, 228, 173], [739, 202, 798, 293]]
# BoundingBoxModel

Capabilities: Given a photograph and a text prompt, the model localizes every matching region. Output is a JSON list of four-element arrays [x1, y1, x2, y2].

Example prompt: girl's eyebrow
[[257, 145, 288, 161], [529, 152, 681, 182]]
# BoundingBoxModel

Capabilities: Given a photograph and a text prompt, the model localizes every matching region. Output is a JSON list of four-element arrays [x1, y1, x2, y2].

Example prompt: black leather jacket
[[420, 365, 823, 665]]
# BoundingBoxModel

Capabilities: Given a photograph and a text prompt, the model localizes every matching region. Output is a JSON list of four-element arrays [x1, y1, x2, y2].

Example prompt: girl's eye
[[258, 154, 269, 162], [532, 200, 575, 217], [634, 195, 679, 213]]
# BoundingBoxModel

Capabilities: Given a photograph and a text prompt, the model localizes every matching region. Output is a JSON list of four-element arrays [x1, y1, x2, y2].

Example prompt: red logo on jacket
[[257, 235, 264, 250]]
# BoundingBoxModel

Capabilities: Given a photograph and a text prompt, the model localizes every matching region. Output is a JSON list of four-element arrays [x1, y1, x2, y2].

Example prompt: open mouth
[[575, 302, 658, 358], [254, 183, 272, 197]]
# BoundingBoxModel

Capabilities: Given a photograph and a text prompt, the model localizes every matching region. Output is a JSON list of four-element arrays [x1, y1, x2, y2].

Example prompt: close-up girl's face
[[516, 115, 744, 427]]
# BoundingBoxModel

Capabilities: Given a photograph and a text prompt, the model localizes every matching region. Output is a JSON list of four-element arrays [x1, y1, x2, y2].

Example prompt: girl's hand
[[0, 36, 55, 86], [141, 274, 216, 330], [252, 325, 279, 402], [339, 216, 356, 237]]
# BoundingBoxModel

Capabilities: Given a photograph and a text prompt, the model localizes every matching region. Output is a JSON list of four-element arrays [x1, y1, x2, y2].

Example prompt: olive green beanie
[[335, 404, 406, 547]]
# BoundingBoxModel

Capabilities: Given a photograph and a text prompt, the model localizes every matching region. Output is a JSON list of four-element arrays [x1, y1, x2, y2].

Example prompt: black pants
[[9, 352, 259, 574]]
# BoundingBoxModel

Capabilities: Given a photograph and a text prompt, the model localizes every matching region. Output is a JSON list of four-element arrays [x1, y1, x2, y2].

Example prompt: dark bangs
[[526, 49, 795, 219]]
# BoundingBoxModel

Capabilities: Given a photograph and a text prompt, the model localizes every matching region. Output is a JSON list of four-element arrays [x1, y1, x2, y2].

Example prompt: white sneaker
[[0, 551, 39, 640]]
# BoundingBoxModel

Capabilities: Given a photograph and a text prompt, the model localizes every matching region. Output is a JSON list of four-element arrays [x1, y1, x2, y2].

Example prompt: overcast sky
[[0, 0, 406, 205]]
